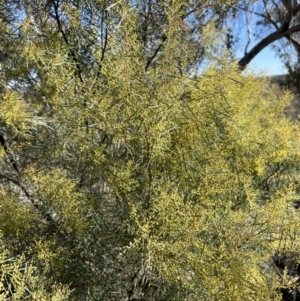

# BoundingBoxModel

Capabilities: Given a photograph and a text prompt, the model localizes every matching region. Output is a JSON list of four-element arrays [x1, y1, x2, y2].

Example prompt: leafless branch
[[254, 11, 279, 29], [244, 8, 254, 54], [145, 35, 167, 71], [0, 134, 21, 178], [0, 171, 40, 208]]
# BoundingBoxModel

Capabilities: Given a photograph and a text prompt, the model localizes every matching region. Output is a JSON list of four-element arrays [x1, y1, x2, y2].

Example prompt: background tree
[[225, 0, 300, 85]]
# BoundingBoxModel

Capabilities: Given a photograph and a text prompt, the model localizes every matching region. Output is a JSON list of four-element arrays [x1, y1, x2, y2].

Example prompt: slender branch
[[282, 0, 293, 13], [0, 172, 69, 236], [145, 35, 167, 71], [289, 36, 300, 54], [101, 27, 108, 63], [253, 11, 279, 30], [269, 0, 282, 18], [181, 2, 205, 19], [51, 0, 91, 131], [0, 134, 21, 178], [0, 172, 40, 208], [51, 0, 84, 84], [95, 22, 108, 79], [293, 4, 300, 16], [265, 1, 280, 29], [244, 8, 254, 55]]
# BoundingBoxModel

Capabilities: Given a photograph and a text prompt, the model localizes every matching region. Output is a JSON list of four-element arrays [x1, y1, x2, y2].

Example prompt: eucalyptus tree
[[229, 0, 300, 81]]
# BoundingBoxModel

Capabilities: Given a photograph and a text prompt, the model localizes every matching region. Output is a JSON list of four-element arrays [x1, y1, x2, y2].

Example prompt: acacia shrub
[[1, 1, 300, 300]]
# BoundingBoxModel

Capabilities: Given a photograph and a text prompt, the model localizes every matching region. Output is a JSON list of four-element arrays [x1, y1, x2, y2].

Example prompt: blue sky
[[238, 45, 288, 75], [232, 11, 288, 76]]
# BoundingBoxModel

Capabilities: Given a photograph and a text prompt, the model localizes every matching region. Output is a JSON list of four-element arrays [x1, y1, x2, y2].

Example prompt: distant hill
[[268, 74, 288, 86]]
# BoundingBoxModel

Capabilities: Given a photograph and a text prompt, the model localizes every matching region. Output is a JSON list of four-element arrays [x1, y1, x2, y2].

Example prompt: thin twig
[[145, 35, 167, 71], [0, 134, 21, 178], [0, 171, 40, 208]]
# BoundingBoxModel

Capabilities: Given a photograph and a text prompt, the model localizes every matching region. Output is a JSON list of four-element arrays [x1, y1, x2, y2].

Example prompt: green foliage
[[0, 234, 69, 301], [0, 1, 300, 300], [116, 66, 300, 300], [0, 91, 30, 135]]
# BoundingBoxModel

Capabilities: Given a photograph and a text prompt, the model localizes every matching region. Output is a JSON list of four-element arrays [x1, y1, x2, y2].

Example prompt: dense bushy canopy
[[1, 1, 300, 301]]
